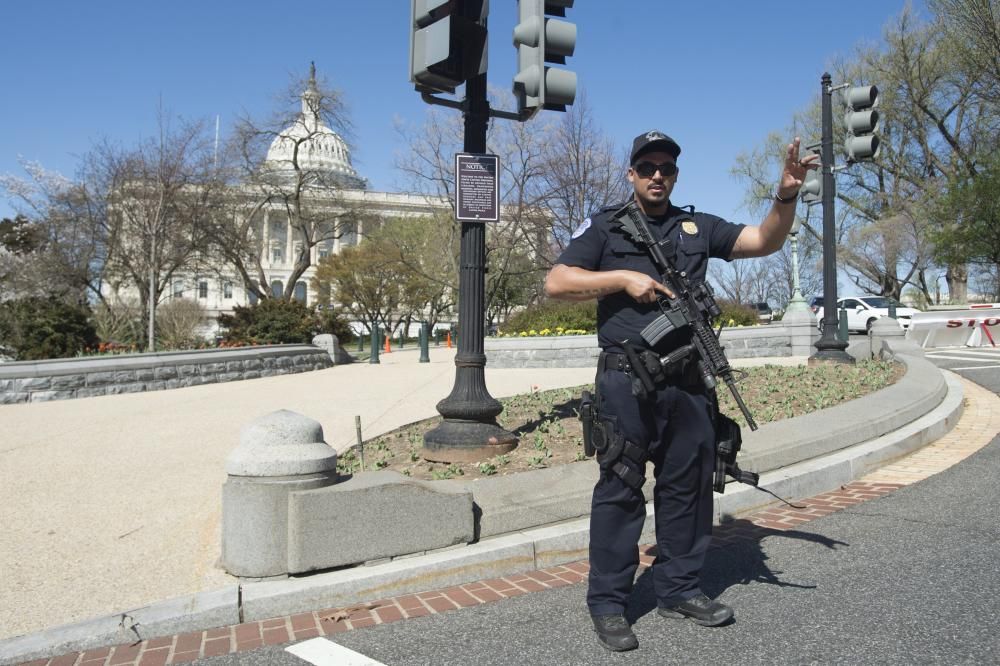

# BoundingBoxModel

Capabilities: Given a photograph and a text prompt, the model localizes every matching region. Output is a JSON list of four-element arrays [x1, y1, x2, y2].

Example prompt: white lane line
[[951, 364, 1000, 371], [286, 637, 386, 666], [926, 349, 1000, 358], [924, 354, 998, 362]]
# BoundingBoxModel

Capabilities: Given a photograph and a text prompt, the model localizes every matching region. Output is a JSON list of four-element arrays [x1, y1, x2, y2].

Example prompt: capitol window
[[223, 282, 233, 299], [198, 280, 208, 299]]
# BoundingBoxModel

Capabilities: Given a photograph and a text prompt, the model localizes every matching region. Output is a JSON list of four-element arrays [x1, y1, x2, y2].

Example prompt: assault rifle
[[609, 201, 759, 493]]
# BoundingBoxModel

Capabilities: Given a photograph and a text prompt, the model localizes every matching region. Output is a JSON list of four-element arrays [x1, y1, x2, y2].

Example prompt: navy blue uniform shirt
[[556, 201, 744, 353]]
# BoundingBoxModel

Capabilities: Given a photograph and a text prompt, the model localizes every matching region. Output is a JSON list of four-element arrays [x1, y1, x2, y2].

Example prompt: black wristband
[[775, 191, 798, 204]]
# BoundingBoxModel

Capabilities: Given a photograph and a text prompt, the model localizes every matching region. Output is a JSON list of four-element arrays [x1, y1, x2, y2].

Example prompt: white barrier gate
[[905, 307, 1000, 348]]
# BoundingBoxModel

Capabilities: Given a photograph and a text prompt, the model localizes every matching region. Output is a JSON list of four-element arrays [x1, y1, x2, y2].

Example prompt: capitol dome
[[263, 64, 366, 189]]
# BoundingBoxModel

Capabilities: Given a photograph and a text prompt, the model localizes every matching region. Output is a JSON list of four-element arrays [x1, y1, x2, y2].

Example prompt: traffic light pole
[[421, 71, 519, 462], [810, 72, 854, 364]]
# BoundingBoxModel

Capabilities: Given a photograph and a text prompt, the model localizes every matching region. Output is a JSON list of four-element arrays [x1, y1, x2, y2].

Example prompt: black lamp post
[[810, 72, 854, 364], [421, 71, 518, 462]]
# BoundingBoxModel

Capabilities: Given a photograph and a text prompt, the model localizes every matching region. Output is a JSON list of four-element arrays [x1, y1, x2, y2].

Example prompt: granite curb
[[0, 350, 962, 664]]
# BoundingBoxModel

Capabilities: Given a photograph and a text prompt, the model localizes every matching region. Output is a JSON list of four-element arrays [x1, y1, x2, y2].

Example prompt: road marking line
[[950, 364, 1000, 371], [924, 354, 996, 362], [286, 637, 386, 666], [926, 349, 1000, 358]]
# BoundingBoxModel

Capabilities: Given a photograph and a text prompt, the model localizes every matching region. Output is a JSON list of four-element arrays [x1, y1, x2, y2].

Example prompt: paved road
[[924, 346, 1000, 393], [189, 351, 1000, 665]]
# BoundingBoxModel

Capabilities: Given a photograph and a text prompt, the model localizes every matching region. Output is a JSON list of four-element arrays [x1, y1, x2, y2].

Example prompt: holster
[[596, 415, 648, 490]]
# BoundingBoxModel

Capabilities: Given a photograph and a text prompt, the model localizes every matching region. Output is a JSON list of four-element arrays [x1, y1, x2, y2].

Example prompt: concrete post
[[221, 410, 339, 579], [311, 334, 336, 364], [781, 308, 819, 357]]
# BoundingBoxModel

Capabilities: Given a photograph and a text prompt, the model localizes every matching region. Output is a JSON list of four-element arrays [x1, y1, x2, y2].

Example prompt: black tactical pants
[[586, 366, 716, 616]]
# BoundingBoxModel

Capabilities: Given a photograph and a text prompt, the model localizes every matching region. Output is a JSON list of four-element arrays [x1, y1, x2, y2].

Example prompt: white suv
[[816, 296, 919, 333]]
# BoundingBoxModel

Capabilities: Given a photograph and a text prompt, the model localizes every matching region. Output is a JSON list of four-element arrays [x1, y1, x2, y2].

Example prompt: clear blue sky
[[0, 0, 922, 224]]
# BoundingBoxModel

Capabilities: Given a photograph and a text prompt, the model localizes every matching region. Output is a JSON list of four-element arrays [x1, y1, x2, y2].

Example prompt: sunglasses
[[633, 161, 678, 178]]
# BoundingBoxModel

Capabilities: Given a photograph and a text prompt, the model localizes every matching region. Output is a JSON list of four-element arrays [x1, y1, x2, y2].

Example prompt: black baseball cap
[[630, 130, 681, 164]]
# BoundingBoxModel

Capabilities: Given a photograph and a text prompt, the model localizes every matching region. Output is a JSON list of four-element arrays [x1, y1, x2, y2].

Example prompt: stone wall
[[485, 319, 818, 369], [0, 344, 334, 405]]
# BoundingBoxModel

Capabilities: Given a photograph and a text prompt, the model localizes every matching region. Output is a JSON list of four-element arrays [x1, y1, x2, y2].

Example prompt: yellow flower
[[519, 331, 528, 337]]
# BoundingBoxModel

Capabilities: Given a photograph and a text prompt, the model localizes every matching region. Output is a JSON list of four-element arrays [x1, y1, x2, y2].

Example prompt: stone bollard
[[781, 308, 819, 357], [311, 334, 337, 363], [221, 410, 339, 578]]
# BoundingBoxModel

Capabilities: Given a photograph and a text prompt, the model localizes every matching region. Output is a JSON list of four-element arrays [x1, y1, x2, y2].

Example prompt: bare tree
[[1, 162, 108, 304], [730, 133, 823, 306], [733, 7, 997, 303], [393, 88, 549, 318], [930, 0, 1000, 106], [527, 92, 631, 260], [221, 63, 362, 302], [89, 112, 220, 350], [393, 88, 627, 322]]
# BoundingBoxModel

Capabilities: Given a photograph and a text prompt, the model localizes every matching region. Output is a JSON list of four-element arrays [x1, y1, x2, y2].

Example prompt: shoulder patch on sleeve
[[571, 217, 592, 239]]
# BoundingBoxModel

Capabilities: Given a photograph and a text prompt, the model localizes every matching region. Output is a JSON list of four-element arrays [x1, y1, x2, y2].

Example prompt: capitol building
[[159, 65, 450, 334]]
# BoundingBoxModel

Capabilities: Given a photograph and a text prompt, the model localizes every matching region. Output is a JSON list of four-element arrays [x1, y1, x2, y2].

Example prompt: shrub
[[501, 300, 597, 334], [156, 298, 207, 350], [0, 297, 98, 360], [218, 298, 317, 344], [713, 300, 758, 328], [315, 307, 354, 343], [92, 299, 144, 347]]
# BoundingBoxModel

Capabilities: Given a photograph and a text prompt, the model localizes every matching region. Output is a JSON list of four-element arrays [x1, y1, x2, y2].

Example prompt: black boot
[[658, 593, 734, 626], [591, 614, 638, 651]]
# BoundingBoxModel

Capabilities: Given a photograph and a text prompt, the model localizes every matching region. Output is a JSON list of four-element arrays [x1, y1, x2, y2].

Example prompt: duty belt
[[599, 349, 696, 385], [599, 351, 633, 373]]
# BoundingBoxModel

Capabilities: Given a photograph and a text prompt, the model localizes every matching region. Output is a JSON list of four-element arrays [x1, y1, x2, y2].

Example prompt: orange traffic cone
[[446, 331, 452, 348], [384, 333, 392, 353]]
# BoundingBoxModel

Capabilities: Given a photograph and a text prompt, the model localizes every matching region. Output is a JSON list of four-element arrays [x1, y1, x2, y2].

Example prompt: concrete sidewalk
[[0, 346, 601, 642]]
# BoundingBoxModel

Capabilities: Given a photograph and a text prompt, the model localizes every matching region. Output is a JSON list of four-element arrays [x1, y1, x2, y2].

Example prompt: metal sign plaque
[[455, 153, 499, 222]]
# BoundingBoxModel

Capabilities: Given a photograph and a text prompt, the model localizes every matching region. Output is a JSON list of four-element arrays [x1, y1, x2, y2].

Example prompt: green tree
[[366, 216, 457, 332], [0, 215, 44, 255], [0, 297, 98, 360], [932, 155, 1000, 296], [311, 242, 404, 336], [217, 299, 317, 344]]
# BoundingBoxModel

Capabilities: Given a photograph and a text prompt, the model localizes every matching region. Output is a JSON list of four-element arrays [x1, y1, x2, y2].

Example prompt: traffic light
[[409, 0, 488, 95], [844, 85, 880, 162], [800, 152, 822, 204], [512, 0, 577, 119]]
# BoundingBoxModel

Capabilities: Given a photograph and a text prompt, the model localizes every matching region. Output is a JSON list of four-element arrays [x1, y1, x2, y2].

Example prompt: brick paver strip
[[201, 638, 231, 658], [31, 375, 999, 666], [137, 648, 170, 666], [108, 644, 142, 665]]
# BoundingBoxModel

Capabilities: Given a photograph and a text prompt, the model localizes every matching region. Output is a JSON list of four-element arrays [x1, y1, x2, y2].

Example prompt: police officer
[[544, 130, 817, 652]]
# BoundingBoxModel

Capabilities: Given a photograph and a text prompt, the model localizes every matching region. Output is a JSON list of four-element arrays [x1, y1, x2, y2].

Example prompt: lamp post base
[[808, 343, 855, 365], [422, 419, 518, 463]]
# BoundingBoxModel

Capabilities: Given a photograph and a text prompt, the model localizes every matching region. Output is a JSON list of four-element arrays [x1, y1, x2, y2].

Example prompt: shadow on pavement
[[625, 518, 849, 623]]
